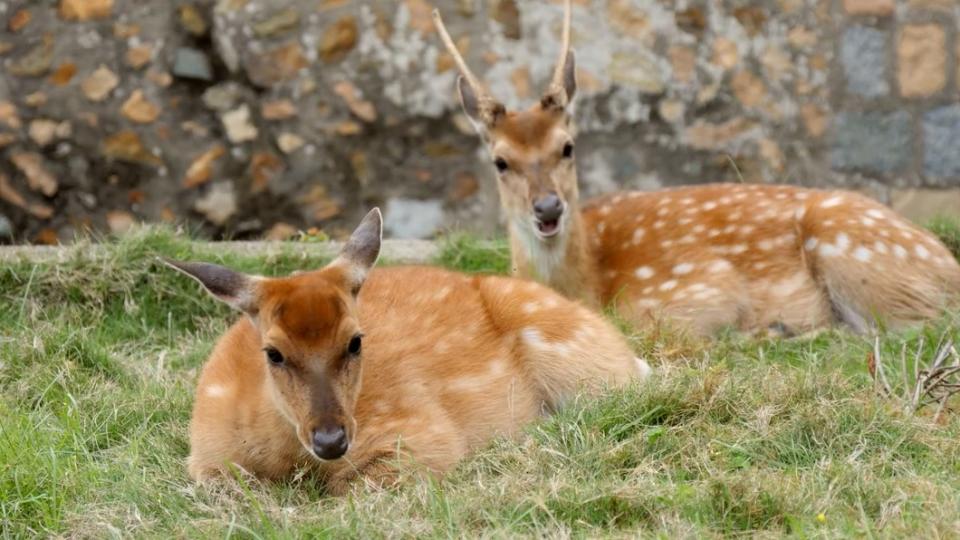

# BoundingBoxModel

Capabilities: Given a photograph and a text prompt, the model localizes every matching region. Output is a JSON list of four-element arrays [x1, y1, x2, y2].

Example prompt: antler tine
[[549, 0, 572, 92], [432, 9, 486, 97]]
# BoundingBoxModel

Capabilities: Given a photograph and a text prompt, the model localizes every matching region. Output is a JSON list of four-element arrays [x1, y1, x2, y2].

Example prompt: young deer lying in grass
[[165, 209, 648, 493], [433, 1, 960, 336]]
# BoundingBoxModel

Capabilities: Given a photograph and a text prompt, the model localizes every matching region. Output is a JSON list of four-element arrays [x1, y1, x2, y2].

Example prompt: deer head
[[164, 209, 383, 461], [434, 0, 578, 245]]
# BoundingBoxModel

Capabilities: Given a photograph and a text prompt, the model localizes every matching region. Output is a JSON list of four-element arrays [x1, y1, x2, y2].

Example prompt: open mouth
[[535, 218, 561, 238]]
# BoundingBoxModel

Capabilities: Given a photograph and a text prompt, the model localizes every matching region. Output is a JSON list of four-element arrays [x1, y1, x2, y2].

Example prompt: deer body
[[433, 2, 960, 335], [170, 211, 646, 493]]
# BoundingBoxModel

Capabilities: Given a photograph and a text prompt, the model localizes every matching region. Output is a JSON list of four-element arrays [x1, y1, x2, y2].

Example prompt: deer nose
[[533, 193, 563, 222], [312, 425, 348, 460]]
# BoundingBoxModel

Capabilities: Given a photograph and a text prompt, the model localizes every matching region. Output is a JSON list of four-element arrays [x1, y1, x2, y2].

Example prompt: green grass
[[2, 225, 960, 538]]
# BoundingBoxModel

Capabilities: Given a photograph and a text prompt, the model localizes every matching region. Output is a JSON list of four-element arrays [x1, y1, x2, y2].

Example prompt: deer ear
[[162, 259, 259, 314], [457, 76, 482, 125], [542, 50, 578, 113], [332, 208, 382, 295]]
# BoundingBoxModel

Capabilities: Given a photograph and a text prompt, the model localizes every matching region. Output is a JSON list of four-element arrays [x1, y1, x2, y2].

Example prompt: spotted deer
[[433, 2, 960, 336], [165, 209, 648, 493]]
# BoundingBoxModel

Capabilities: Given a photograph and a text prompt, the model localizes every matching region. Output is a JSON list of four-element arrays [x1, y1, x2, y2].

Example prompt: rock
[[121, 90, 161, 124], [335, 121, 362, 136], [253, 8, 300, 38], [28, 119, 59, 147], [179, 4, 208, 36], [250, 152, 285, 193], [757, 138, 784, 173], [684, 118, 758, 151], [0, 101, 21, 129], [106, 210, 135, 234], [843, 0, 894, 15], [102, 130, 162, 166], [261, 99, 297, 120], [146, 69, 172, 87], [0, 42, 13, 55], [731, 70, 767, 108], [8, 33, 54, 77], [384, 198, 444, 239], [221, 105, 258, 143], [181, 121, 209, 137], [125, 44, 153, 69], [830, 111, 912, 174], [113, 22, 140, 38], [607, 0, 652, 41], [81, 65, 119, 102], [404, 0, 434, 35], [277, 133, 305, 154], [183, 144, 225, 188], [319, 16, 358, 63], [675, 7, 706, 35], [8, 9, 31, 32], [172, 48, 213, 81], [59, 0, 113, 21], [202, 83, 242, 111], [34, 228, 60, 245], [492, 0, 521, 40], [10, 152, 58, 196], [194, 181, 237, 225], [298, 186, 342, 221], [48, 63, 77, 86], [841, 25, 889, 98], [438, 36, 470, 73], [733, 6, 766, 37], [609, 51, 665, 94], [333, 81, 377, 123], [788, 26, 817, 50], [510, 66, 532, 99], [898, 24, 946, 98], [668, 45, 696, 83], [265, 222, 298, 241], [658, 99, 685, 123], [922, 105, 960, 178], [800, 103, 828, 138], [245, 41, 308, 87], [0, 214, 12, 239], [712, 37, 739, 70], [447, 172, 479, 202], [0, 173, 53, 219], [0, 134, 15, 148]]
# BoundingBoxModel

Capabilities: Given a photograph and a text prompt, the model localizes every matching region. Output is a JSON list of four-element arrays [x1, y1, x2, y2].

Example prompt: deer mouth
[[534, 218, 561, 239]]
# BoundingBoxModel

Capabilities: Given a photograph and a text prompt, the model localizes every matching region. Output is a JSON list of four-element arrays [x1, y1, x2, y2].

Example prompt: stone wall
[[0, 0, 958, 244]]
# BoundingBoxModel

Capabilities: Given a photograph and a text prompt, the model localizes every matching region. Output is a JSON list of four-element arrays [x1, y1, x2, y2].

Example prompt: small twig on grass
[[870, 337, 960, 421]]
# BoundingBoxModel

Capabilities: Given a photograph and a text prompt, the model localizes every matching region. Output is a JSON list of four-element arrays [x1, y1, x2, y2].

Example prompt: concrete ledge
[[0, 239, 442, 265]]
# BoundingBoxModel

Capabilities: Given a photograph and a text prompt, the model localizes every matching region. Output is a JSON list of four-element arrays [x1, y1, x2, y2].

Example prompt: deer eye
[[494, 157, 508, 172], [562, 142, 574, 158], [347, 334, 362, 356], [264, 347, 284, 366]]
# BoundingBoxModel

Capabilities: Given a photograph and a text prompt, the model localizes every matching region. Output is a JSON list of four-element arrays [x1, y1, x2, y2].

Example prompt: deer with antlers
[[166, 209, 648, 493], [433, 1, 960, 336]]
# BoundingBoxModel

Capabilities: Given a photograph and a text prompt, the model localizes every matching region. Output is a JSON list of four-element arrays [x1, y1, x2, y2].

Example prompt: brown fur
[[185, 265, 645, 492]]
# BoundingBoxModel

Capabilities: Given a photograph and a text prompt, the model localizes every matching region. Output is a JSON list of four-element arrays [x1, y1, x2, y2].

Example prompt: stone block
[[922, 105, 960, 179], [898, 24, 946, 98], [843, 0, 894, 15], [891, 188, 960, 222], [830, 111, 912, 174], [840, 25, 888, 98]]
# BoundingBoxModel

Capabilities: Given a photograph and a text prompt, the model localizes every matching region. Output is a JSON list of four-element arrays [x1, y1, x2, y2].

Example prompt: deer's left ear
[[330, 208, 382, 295]]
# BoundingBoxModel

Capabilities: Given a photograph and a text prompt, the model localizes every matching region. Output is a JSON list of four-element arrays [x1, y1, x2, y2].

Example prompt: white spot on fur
[[634, 357, 652, 378], [678, 235, 697, 245], [739, 225, 755, 235], [599, 205, 612, 216], [680, 197, 695, 205], [661, 240, 675, 248], [708, 260, 733, 273], [657, 207, 669, 217], [794, 206, 807, 220], [660, 280, 678, 291], [866, 209, 885, 220], [653, 220, 665, 229], [693, 224, 706, 233], [205, 384, 228, 398], [673, 263, 695, 275], [679, 217, 694, 225], [893, 244, 908, 259], [631, 228, 646, 245], [915, 245, 930, 260], [757, 238, 775, 251], [642, 286, 653, 294], [635, 266, 655, 279], [820, 196, 843, 208], [522, 302, 541, 314], [873, 241, 888, 254], [636, 298, 660, 309], [853, 246, 872, 262], [702, 201, 717, 211], [861, 217, 875, 227], [835, 233, 850, 251]]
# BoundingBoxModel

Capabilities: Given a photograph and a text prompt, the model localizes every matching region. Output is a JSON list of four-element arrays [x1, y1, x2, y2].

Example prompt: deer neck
[[509, 204, 600, 306]]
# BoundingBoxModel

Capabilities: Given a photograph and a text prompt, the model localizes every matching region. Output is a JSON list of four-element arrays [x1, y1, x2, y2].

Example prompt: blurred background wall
[[0, 0, 958, 244]]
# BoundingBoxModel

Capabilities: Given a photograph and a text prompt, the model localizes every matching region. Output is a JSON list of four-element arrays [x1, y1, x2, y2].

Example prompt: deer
[[432, 1, 960, 337], [164, 209, 650, 494]]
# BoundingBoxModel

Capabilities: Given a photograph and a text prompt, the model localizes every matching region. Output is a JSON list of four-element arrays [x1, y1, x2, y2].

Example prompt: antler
[[549, 0, 572, 93], [432, 8, 504, 125], [432, 9, 483, 96]]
